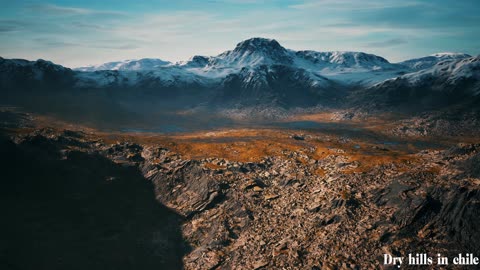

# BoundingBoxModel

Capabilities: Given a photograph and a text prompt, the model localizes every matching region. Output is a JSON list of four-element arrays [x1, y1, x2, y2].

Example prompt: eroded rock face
[[1, 129, 479, 270]]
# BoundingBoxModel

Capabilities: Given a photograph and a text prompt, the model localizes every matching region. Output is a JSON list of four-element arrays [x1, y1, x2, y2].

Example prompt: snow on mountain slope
[[74, 66, 215, 88], [176, 55, 235, 79], [401, 55, 480, 94], [357, 55, 480, 109], [173, 38, 408, 84], [176, 56, 211, 68], [178, 38, 295, 79], [384, 55, 480, 88], [76, 58, 171, 71], [218, 64, 342, 107], [68, 38, 475, 89], [3, 38, 476, 109], [213, 38, 294, 68], [291, 50, 408, 85], [398, 52, 471, 71], [294, 51, 396, 71], [222, 65, 333, 91]]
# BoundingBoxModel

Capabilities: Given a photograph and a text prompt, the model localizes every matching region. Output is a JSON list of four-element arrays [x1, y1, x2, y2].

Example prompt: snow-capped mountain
[[379, 55, 480, 92], [77, 38, 409, 85], [1, 38, 478, 111], [181, 38, 409, 85], [356, 55, 480, 110], [176, 56, 211, 68], [76, 58, 171, 72], [292, 50, 408, 85], [213, 38, 294, 68], [397, 52, 471, 71], [0, 57, 212, 92], [177, 38, 296, 79], [67, 38, 473, 88]]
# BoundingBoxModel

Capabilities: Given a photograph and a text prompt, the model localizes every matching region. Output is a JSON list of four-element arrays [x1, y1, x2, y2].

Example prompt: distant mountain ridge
[[76, 58, 172, 72], [1, 38, 478, 110], [353, 55, 480, 111], [71, 38, 473, 91], [397, 52, 472, 71], [74, 37, 412, 84]]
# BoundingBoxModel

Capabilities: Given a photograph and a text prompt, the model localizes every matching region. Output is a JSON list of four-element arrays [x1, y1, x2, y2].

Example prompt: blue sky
[[1, 0, 479, 67]]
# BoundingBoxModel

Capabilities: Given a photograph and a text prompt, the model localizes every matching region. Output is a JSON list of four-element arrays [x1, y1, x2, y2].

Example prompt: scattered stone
[[292, 135, 305, 140], [264, 194, 280, 201], [253, 186, 264, 192]]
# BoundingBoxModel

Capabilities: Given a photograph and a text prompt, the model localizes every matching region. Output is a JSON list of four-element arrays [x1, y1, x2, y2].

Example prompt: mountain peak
[[214, 37, 292, 67], [177, 55, 210, 68], [233, 37, 284, 52]]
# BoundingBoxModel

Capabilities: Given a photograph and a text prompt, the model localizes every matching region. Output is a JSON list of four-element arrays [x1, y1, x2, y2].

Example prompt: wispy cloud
[[33, 37, 140, 50], [364, 38, 408, 48], [71, 22, 107, 30], [92, 44, 140, 50], [207, 0, 278, 4], [289, 0, 420, 10], [2, 0, 478, 66], [26, 4, 125, 16], [0, 20, 29, 33], [33, 37, 79, 47]]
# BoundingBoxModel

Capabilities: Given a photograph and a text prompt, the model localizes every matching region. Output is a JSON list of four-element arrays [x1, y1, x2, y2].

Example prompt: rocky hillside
[[1, 113, 479, 269]]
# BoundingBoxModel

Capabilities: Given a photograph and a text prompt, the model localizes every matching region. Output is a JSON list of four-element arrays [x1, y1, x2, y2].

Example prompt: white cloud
[[26, 4, 125, 16], [289, 0, 421, 10]]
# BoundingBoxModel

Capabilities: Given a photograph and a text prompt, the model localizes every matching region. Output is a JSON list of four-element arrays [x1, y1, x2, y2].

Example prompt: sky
[[0, 0, 479, 68]]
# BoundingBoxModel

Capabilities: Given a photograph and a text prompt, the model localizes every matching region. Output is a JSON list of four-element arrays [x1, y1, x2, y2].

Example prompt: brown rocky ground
[[1, 109, 479, 269]]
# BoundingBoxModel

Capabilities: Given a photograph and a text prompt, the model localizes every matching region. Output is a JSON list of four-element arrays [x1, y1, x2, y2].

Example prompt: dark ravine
[[0, 132, 189, 270]]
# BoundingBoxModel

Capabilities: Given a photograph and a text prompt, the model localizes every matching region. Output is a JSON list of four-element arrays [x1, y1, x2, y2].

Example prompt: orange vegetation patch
[[342, 151, 420, 174], [311, 146, 336, 160], [165, 130, 422, 169], [286, 111, 404, 125], [94, 128, 309, 162], [286, 112, 341, 123], [7, 111, 441, 168], [166, 139, 303, 162]]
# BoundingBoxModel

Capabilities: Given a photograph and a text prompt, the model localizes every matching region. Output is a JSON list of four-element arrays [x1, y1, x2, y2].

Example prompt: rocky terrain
[[1, 110, 479, 269]]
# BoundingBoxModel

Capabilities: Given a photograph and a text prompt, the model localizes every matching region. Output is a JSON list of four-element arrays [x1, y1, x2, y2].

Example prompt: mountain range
[[1, 37, 479, 114]]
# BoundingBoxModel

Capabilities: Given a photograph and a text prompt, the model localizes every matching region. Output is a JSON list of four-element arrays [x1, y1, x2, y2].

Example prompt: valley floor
[[1, 108, 479, 269]]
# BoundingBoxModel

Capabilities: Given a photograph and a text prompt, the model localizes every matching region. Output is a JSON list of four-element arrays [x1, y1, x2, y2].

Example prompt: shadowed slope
[[0, 134, 188, 270]]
